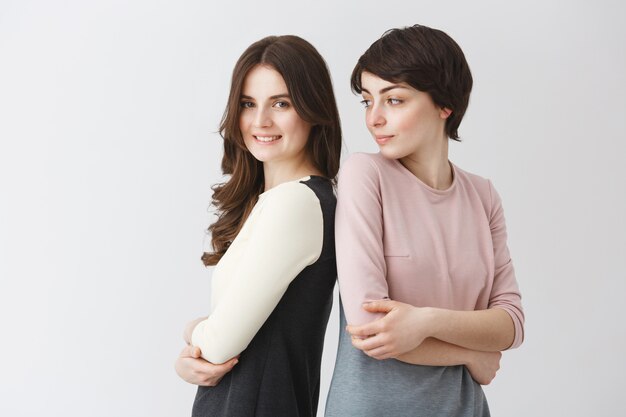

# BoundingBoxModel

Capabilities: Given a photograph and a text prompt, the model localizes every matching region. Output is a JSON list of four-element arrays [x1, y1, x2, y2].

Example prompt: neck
[[399, 135, 452, 190], [263, 156, 322, 191]]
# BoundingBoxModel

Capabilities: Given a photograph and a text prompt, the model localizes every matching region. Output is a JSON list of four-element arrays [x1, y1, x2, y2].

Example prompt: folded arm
[[191, 183, 323, 364], [174, 345, 239, 386], [397, 338, 501, 385], [336, 156, 474, 366], [347, 301, 503, 384], [348, 299, 512, 354], [397, 180, 523, 353], [337, 157, 524, 370]]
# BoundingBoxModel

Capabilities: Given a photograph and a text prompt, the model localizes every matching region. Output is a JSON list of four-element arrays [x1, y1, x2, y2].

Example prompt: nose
[[252, 106, 272, 128], [366, 103, 385, 129]]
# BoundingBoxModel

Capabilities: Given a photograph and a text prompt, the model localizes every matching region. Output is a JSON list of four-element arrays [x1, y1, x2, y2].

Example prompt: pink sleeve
[[335, 154, 389, 326], [487, 180, 525, 349]]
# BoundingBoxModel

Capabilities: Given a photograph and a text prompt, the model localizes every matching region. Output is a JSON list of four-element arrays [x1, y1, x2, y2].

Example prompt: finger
[[190, 346, 202, 359], [351, 334, 385, 352], [350, 336, 366, 351], [374, 350, 396, 360], [221, 357, 239, 368], [353, 334, 387, 351], [481, 376, 494, 386], [361, 299, 396, 313], [196, 362, 236, 383], [179, 345, 195, 357], [364, 346, 391, 360], [198, 357, 239, 375], [346, 321, 383, 338]]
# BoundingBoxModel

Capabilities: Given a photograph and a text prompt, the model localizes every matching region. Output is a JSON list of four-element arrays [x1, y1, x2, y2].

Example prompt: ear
[[439, 107, 452, 119]]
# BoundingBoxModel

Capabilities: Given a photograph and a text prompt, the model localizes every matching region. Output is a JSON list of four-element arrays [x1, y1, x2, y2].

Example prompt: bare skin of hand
[[174, 345, 239, 386], [465, 350, 502, 385], [183, 316, 208, 345], [347, 300, 435, 359]]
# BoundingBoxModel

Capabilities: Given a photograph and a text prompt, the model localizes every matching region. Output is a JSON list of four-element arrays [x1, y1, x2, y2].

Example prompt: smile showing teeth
[[254, 135, 282, 142]]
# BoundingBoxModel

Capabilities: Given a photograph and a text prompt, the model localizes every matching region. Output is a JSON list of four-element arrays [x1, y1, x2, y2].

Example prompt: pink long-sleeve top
[[336, 152, 524, 349]]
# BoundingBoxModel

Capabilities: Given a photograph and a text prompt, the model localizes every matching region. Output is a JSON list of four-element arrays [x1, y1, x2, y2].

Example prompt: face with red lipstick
[[359, 71, 452, 160], [239, 65, 312, 165]]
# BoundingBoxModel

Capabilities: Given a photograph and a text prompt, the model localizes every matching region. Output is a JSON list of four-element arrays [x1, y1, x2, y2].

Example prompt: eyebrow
[[240, 93, 291, 100], [361, 85, 408, 95]]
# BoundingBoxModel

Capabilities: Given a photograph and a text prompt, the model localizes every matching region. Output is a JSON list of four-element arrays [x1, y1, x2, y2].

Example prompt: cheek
[[282, 114, 311, 144], [239, 112, 251, 133], [365, 114, 375, 132], [295, 121, 311, 142], [395, 109, 424, 133], [239, 114, 255, 151], [298, 125, 312, 148]]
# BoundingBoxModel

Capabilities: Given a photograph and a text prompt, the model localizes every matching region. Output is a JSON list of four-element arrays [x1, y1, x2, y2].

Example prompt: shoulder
[[258, 181, 324, 226], [453, 164, 501, 215], [339, 152, 389, 184], [454, 164, 491, 193], [341, 152, 385, 172], [262, 180, 321, 208], [299, 176, 335, 201], [253, 180, 324, 258]]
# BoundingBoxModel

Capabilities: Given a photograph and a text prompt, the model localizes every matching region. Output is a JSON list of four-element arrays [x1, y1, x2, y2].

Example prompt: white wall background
[[1, 0, 625, 416]]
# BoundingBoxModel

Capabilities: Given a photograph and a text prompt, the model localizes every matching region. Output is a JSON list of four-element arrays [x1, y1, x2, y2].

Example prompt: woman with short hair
[[326, 24, 524, 417]]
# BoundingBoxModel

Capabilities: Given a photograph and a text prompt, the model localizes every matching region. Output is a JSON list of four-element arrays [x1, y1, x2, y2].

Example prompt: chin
[[378, 144, 407, 160], [247, 146, 279, 162], [249, 153, 275, 163]]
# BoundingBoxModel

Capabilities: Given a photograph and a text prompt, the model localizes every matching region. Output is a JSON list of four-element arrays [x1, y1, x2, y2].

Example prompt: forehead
[[242, 65, 288, 98], [360, 71, 411, 94]]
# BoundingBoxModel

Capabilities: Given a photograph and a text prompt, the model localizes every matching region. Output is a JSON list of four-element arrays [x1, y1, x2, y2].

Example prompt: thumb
[[179, 345, 202, 358], [362, 299, 396, 313], [179, 344, 194, 357], [215, 357, 239, 371], [190, 346, 202, 359]]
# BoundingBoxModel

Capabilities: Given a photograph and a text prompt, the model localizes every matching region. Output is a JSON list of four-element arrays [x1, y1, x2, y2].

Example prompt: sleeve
[[335, 154, 389, 326], [487, 180, 525, 349], [191, 182, 324, 363]]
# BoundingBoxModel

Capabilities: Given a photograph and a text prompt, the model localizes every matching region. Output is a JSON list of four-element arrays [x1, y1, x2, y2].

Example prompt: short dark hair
[[351, 24, 473, 141]]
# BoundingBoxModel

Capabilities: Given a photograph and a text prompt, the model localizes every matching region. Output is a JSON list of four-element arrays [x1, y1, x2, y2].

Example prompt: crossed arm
[[335, 155, 524, 384], [175, 183, 324, 385], [345, 300, 512, 384]]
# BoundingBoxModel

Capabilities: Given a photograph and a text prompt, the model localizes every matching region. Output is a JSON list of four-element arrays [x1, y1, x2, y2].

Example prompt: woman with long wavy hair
[[175, 35, 341, 417]]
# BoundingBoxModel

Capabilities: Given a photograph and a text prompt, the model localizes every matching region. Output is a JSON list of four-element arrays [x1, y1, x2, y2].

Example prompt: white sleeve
[[191, 182, 324, 364]]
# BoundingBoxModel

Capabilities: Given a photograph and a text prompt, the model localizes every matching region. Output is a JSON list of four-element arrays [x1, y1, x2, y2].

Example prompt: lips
[[374, 134, 394, 145], [253, 135, 282, 143]]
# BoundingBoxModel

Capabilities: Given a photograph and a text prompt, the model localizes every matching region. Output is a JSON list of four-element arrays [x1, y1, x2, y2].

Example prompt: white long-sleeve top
[[191, 179, 324, 364]]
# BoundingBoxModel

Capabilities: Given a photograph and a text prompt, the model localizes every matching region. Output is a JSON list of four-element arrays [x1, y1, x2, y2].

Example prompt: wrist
[[461, 348, 478, 367], [422, 307, 443, 339]]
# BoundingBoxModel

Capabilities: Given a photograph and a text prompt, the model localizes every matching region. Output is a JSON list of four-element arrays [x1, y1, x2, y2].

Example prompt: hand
[[346, 300, 434, 360], [174, 345, 239, 386], [465, 350, 502, 385], [183, 316, 208, 345]]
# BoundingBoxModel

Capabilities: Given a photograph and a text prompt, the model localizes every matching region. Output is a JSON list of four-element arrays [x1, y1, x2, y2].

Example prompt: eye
[[387, 98, 403, 105], [240, 101, 255, 109], [273, 101, 290, 109], [360, 99, 371, 109]]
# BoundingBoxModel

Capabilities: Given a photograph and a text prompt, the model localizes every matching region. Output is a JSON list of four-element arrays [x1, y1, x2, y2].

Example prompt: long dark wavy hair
[[202, 35, 342, 266]]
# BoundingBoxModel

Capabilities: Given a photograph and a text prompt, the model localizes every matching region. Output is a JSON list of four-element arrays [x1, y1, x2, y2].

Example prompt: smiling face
[[239, 65, 312, 166], [359, 71, 451, 160]]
